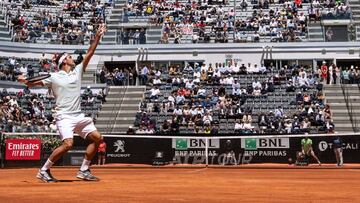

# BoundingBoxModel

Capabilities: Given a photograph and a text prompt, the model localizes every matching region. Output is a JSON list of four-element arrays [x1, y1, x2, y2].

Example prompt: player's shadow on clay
[[57, 180, 82, 182], [22, 180, 82, 183]]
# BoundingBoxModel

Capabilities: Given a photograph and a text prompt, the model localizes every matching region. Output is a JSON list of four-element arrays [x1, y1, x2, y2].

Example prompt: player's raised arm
[[82, 24, 107, 72]]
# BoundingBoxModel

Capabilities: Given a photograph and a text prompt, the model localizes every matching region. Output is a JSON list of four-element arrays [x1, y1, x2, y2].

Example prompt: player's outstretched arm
[[17, 75, 44, 88], [82, 24, 107, 72]]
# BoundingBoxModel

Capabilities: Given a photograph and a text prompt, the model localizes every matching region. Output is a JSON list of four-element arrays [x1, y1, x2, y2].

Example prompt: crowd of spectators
[[5, 0, 111, 44], [117, 28, 147, 45], [0, 55, 53, 82], [0, 53, 85, 82], [124, 0, 316, 44], [22, 0, 60, 8], [123, 0, 351, 44], [311, 0, 350, 20], [0, 88, 58, 133], [128, 61, 342, 134], [97, 66, 138, 86], [0, 54, 106, 133], [2, 0, 352, 44], [0, 86, 107, 133]]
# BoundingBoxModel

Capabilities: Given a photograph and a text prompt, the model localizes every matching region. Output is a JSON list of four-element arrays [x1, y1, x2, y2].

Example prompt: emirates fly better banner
[[5, 139, 41, 160]]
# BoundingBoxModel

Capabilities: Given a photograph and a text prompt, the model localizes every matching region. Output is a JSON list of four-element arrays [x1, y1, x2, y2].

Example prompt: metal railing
[[104, 86, 128, 133], [105, 86, 121, 133], [111, 86, 128, 133], [356, 77, 360, 132], [340, 77, 359, 132]]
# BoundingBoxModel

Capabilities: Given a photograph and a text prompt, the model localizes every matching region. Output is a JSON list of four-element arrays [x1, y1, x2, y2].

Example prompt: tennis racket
[[26, 74, 51, 82]]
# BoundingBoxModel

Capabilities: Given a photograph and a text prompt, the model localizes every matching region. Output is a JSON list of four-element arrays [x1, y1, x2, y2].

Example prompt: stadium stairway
[[0, 13, 10, 42], [82, 57, 100, 84], [324, 84, 360, 133], [308, 23, 324, 42], [146, 26, 162, 44], [348, 0, 360, 41], [103, 0, 126, 44], [82, 70, 96, 84], [96, 86, 146, 133], [349, 0, 360, 23]]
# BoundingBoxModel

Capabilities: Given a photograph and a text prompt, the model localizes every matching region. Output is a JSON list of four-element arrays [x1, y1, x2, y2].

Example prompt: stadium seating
[[123, 0, 350, 44], [0, 54, 107, 133], [0, 0, 358, 135], [130, 62, 336, 134], [2, 0, 111, 44], [0, 86, 106, 133], [0, 55, 52, 81], [0, 0, 353, 44]]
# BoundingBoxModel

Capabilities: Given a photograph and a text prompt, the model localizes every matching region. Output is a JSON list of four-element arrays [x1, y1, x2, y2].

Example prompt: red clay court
[[1, 164, 360, 203]]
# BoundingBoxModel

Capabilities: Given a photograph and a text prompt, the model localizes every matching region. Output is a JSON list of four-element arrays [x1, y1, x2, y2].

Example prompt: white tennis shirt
[[43, 63, 83, 115]]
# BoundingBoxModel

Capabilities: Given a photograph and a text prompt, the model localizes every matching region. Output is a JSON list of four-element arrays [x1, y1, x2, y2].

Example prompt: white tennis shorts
[[55, 113, 97, 140]]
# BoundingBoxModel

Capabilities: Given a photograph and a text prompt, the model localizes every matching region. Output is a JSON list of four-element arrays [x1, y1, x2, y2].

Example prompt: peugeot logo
[[114, 140, 125, 153]]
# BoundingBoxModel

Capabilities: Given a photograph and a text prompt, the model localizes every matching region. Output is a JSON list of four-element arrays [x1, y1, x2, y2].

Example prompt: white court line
[[347, 169, 360, 172], [187, 168, 208, 173]]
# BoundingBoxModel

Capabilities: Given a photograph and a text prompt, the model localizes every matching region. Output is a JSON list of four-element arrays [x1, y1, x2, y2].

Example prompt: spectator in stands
[[315, 111, 325, 127], [341, 67, 350, 84], [83, 86, 93, 99], [275, 106, 284, 118], [114, 69, 125, 86], [136, 124, 147, 134], [160, 120, 171, 134], [97, 88, 107, 103], [234, 119, 243, 133], [325, 27, 334, 42], [170, 117, 180, 133], [127, 126, 135, 134], [133, 30, 140, 44], [140, 65, 149, 85], [301, 118, 311, 133], [321, 61, 328, 84], [258, 112, 269, 133]]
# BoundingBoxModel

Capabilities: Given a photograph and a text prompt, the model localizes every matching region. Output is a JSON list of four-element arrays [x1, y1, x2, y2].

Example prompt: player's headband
[[58, 53, 69, 69]]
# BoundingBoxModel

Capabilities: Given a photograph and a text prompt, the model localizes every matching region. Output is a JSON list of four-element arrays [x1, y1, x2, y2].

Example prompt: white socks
[[41, 159, 54, 171], [80, 159, 91, 171], [41, 159, 91, 172]]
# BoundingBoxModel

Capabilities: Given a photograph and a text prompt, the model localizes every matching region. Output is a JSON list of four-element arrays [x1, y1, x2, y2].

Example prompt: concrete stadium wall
[[0, 42, 360, 67], [0, 81, 106, 94]]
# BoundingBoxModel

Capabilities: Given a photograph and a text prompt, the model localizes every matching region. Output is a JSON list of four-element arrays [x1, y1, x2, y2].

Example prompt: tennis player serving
[[18, 24, 107, 182]]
